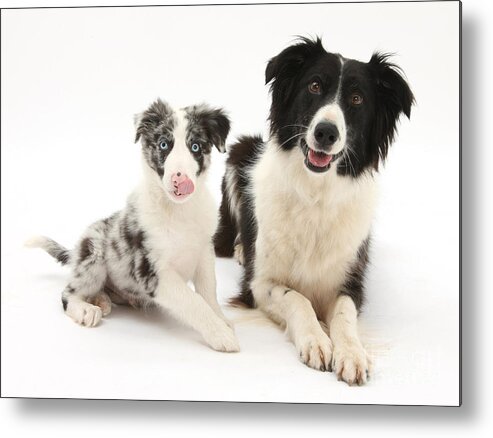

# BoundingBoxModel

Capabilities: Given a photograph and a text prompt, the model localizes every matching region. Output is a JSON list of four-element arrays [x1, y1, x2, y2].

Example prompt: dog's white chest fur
[[134, 181, 217, 281], [251, 143, 378, 317]]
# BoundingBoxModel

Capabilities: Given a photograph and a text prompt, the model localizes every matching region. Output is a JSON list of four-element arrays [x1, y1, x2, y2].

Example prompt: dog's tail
[[213, 134, 264, 258], [214, 178, 237, 258], [25, 235, 71, 266]]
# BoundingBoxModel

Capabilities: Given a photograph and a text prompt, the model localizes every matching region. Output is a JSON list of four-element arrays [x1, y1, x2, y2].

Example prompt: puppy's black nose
[[314, 122, 339, 148]]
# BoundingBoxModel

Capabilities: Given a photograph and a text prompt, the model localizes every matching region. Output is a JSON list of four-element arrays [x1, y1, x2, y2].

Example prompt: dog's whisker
[[346, 143, 361, 164], [341, 147, 357, 177], [278, 132, 306, 148], [279, 124, 310, 130]]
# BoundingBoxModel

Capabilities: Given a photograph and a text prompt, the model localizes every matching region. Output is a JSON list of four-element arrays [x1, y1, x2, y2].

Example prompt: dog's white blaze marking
[[334, 55, 345, 103], [307, 103, 347, 155], [164, 109, 199, 190], [306, 56, 347, 155]]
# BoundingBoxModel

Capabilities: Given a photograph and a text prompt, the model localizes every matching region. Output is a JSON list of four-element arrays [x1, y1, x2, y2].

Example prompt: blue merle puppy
[[27, 98, 239, 352]]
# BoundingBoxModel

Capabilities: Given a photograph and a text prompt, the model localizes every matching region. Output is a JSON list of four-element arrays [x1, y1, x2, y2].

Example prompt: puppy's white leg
[[193, 245, 234, 329], [155, 269, 239, 352], [253, 280, 332, 371], [329, 295, 370, 385]]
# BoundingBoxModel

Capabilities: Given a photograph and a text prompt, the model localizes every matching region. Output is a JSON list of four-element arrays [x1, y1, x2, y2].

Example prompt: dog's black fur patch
[[184, 104, 230, 175], [135, 99, 176, 178], [340, 237, 371, 311]]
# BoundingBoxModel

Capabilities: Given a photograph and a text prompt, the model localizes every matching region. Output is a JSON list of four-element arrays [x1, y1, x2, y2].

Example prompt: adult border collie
[[27, 98, 239, 352], [214, 38, 414, 384]]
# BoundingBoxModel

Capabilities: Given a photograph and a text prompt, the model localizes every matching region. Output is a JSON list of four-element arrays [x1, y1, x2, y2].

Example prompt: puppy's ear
[[134, 98, 174, 144], [200, 107, 231, 153], [265, 37, 325, 103], [370, 53, 415, 161]]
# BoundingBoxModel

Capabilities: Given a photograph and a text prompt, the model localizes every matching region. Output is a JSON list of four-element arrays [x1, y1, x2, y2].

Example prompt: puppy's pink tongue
[[308, 149, 333, 167], [176, 178, 194, 196]]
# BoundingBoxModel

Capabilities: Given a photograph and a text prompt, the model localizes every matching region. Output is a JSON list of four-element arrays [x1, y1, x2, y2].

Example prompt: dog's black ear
[[134, 98, 174, 143], [199, 107, 231, 153], [370, 53, 415, 162], [265, 37, 325, 104]]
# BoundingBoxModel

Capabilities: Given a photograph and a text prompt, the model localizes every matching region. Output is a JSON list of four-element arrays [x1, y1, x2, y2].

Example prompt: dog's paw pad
[[332, 343, 370, 386], [298, 332, 333, 371]]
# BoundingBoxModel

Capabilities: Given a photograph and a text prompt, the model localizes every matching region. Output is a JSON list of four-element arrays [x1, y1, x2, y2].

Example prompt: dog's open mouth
[[308, 149, 333, 168], [302, 141, 340, 173]]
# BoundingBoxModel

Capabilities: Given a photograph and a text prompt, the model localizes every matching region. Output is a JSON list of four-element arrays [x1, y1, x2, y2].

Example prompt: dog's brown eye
[[308, 81, 321, 94], [351, 94, 363, 105]]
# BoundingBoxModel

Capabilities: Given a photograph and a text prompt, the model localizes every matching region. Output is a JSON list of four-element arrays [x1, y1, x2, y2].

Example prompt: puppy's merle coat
[[214, 38, 414, 382], [28, 99, 239, 352]]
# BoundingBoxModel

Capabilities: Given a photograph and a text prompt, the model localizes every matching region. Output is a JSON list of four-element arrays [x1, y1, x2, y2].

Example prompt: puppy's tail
[[25, 235, 71, 266]]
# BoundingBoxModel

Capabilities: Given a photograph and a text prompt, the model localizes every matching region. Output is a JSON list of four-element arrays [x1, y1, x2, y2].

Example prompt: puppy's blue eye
[[159, 141, 168, 150], [191, 143, 200, 153]]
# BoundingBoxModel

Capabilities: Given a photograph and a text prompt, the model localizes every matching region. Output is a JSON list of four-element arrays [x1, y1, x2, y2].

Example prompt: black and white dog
[[214, 38, 414, 383], [27, 98, 240, 352]]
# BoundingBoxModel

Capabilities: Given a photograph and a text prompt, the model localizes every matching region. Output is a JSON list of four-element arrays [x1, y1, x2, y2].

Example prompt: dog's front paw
[[65, 301, 103, 328], [332, 341, 370, 386], [204, 323, 240, 353], [297, 331, 333, 371]]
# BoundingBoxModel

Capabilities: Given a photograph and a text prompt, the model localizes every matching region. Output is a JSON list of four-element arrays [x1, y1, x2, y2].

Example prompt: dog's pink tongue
[[308, 149, 333, 167], [176, 178, 194, 196]]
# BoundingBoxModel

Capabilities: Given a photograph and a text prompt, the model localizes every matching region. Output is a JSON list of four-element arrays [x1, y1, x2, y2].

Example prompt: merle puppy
[[214, 38, 414, 382], [28, 98, 239, 352]]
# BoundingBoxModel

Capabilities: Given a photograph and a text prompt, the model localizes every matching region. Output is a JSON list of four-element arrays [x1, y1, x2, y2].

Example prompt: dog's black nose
[[314, 122, 339, 148]]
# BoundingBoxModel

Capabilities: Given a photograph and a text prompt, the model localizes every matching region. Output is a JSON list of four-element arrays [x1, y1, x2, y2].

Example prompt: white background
[[0, 0, 488, 435], [0, 0, 459, 404]]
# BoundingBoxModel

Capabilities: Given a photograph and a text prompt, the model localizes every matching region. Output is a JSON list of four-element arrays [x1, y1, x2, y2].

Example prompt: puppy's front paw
[[332, 341, 370, 386], [65, 301, 103, 328], [205, 323, 240, 353], [297, 331, 333, 371]]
